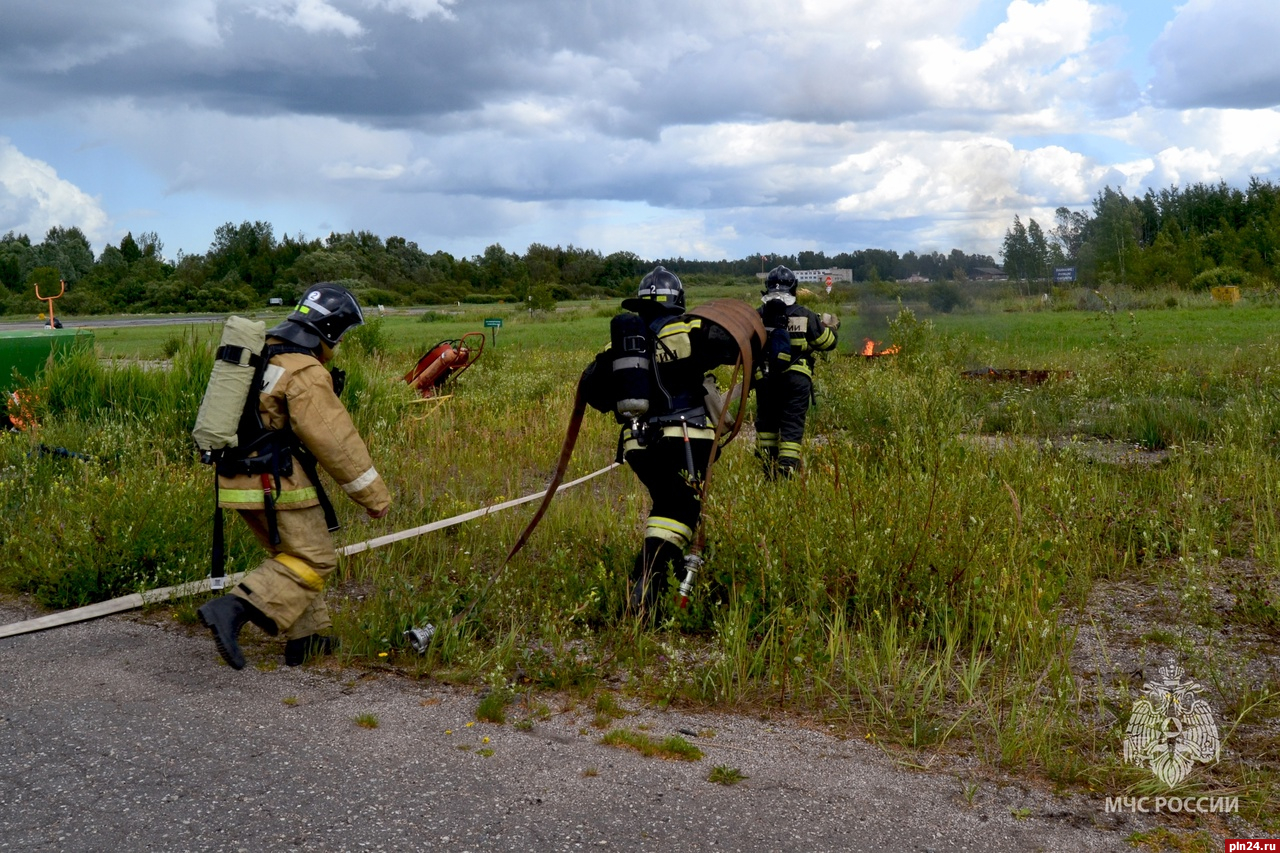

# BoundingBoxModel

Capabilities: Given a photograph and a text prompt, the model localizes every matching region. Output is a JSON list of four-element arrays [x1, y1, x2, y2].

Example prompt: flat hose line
[[0, 462, 620, 640], [450, 299, 766, 624]]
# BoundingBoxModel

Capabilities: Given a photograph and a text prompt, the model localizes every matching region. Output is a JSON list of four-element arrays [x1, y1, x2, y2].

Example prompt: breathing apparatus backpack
[[193, 316, 266, 462], [192, 316, 337, 586], [760, 299, 792, 377], [608, 312, 652, 425]]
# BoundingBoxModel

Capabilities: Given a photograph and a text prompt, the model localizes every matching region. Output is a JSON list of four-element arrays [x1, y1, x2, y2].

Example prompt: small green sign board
[[483, 317, 503, 347]]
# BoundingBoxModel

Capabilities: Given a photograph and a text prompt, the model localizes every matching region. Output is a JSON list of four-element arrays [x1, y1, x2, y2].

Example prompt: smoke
[[846, 296, 900, 351]]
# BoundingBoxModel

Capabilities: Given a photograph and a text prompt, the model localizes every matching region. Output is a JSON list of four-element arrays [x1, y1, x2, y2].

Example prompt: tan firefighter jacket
[[217, 343, 390, 515]]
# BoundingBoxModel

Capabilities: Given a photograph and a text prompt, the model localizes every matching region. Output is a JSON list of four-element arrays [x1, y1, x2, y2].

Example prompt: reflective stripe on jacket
[[218, 344, 391, 514], [759, 305, 837, 378]]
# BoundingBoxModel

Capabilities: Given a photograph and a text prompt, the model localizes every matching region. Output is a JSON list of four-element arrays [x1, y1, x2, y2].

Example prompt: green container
[[0, 328, 95, 395]]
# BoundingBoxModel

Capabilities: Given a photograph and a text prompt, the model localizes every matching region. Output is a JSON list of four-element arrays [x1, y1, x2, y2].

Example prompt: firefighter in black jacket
[[754, 265, 838, 477], [582, 267, 740, 615]]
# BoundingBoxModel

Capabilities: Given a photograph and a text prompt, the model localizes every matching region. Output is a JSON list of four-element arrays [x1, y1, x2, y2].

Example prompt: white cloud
[[1019, 145, 1099, 200], [1149, 0, 1280, 109], [86, 103, 414, 196], [577, 208, 739, 261], [6, 0, 1280, 262], [1095, 105, 1280, 191], [363, 0, 455, 21], [834, 135, 1082, 220], [1210, 109, 1280, 160], [985, 0, 1096, 62], [0, 139, 110, 244], [250, 0, 364, 36], [914, 0, 1108, 111], [320, 162, 406, 180], [1150, 147, 1221, 186]]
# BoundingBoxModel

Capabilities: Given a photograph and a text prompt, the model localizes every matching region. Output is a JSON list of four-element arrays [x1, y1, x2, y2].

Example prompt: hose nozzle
[[404, 624, 436, 653], [677, 552, 703, 609]]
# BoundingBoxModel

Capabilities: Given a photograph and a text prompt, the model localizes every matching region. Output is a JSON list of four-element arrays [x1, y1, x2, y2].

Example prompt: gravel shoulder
[[1, 598, 1150, 852]]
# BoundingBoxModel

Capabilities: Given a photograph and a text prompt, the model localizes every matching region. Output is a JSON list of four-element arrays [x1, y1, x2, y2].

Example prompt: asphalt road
[[0, 599, 1142, 852], [0, 315, 228, 333]]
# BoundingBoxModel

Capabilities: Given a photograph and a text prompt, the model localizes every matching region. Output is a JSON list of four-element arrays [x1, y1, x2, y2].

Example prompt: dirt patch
[[960, 433, 1172, 467], [1063, 557, 1280, 828], [98, 357, 172, 371], [1067, 560, 1280, 710]]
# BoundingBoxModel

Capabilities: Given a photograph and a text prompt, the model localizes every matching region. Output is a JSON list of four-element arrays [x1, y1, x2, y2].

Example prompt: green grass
[[932, 292, 1280, 368], [599, 728, 703, 761], [708, 765, 747, 785], [3, 291, 1279, 823], [476, 690, 511, 724], [1125, 827, 1215, 852]]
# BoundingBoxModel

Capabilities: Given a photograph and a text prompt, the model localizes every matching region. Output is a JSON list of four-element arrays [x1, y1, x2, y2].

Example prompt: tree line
[[0, 221, 998, 317], [1001, 178, 1280, 293], [4, 176, 1278, 317]]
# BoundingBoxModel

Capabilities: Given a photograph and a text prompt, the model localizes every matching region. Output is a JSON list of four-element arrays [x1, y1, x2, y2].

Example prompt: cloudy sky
[[2, 0, 1278, 263]]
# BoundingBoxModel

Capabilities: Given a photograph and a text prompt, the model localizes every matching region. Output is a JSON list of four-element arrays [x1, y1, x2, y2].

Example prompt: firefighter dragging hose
[[190, 284, 392, 670], [572, 268, 765, 616]]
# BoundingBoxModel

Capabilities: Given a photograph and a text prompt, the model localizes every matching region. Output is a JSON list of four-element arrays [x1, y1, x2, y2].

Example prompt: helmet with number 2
[[763, 265, 798, 305], [622, 266, 685, 315]]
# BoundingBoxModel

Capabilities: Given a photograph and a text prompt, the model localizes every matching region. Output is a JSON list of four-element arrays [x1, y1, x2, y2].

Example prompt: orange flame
[[861, 339, 901, 357]]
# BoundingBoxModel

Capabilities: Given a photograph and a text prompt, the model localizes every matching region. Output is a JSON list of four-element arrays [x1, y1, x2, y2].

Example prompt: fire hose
[[0, 463, 619, 640], [454, 298, 765, 620], [675, 299, 765, 608], [1, 301, 761, 639]]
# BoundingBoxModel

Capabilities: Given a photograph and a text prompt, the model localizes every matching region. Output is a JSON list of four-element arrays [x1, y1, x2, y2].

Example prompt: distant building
[[756, 268, 853, 284], [268, 297, 284, 306], [972, 267, 1007, 281], [900, 274, 928, 283]]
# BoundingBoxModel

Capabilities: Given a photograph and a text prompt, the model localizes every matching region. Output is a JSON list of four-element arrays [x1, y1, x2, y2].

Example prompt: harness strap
[[215, 344, 262, 368], [262, 472, 280, 546], [295, 445, 340, 532], [212, 478, 226, 582]]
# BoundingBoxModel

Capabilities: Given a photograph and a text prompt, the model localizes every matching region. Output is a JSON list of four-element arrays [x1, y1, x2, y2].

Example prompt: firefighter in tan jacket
[[198, 284, 390, 669]]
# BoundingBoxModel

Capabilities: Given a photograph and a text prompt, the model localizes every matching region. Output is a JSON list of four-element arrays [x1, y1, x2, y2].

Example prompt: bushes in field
[[1188, 265, 1263, 293]]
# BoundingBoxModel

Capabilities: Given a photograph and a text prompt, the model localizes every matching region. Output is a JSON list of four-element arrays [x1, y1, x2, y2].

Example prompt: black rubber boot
[[284, 635, 336, 667], [629, 538, 680, 617], [755, 448, 779, 480], [197, 594, 276, 670]]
